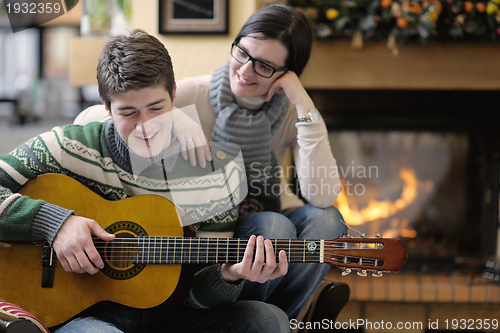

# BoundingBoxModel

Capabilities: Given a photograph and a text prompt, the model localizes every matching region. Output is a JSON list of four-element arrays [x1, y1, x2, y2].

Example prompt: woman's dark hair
[[234, 4, 313, 77], [97, 29, 175, 110]]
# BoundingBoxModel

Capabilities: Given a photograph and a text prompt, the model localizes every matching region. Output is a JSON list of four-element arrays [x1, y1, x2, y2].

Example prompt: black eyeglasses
[[230, 43, 287, 78]]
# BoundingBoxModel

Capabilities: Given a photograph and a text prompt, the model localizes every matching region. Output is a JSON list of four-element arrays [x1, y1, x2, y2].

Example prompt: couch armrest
[[0, 299, 48, 333]]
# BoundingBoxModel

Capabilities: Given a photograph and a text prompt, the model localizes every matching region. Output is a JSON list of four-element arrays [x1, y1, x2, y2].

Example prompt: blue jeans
[[234, 205, 347, 318], [51, 300, 290, 333]]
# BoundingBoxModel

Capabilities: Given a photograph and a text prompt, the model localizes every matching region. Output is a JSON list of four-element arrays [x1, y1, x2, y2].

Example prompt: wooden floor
[[326, 269, 500, 332]]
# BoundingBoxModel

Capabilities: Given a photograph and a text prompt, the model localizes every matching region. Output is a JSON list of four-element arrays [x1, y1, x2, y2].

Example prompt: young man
[[0, 30, 290, 332]]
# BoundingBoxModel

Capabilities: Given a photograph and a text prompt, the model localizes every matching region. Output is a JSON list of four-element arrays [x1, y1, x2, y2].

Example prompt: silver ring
[[186, 139, 194, 143]]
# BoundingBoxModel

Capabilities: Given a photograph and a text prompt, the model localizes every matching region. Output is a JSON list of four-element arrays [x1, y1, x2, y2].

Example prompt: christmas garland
[[288, 0, 500, 52]]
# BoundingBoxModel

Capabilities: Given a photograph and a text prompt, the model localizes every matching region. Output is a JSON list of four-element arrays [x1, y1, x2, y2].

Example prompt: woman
[[75, 4, 347, 320], [178, 4, 347, 319]]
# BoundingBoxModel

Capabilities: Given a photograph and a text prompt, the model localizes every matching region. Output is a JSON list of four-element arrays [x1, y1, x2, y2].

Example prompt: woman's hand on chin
[[262, 71, 315, 117]]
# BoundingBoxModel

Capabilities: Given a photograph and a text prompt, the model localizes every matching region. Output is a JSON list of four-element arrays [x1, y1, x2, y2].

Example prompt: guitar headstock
[[483, 260, 500, 284], [324, 234, 408, 277]]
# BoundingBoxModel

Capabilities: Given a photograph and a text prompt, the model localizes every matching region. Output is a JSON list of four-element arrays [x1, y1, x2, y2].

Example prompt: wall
[[131, 0, 259, 80]]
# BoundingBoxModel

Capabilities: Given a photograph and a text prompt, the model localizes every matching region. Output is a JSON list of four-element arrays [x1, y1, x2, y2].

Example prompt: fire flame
[[334, 168, 433, 238]]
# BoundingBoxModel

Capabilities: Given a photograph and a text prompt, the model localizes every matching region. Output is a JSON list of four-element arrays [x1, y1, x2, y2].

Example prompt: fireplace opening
[[329, 131, 477, 271], [308, 89, 499, 273]]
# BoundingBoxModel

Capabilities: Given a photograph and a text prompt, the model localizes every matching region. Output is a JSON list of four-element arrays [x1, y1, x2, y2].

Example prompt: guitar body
[[0, 174, 187, 327]]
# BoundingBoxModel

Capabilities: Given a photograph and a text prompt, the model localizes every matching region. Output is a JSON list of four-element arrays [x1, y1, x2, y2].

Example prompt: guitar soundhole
[[99, 221, 147, 280]]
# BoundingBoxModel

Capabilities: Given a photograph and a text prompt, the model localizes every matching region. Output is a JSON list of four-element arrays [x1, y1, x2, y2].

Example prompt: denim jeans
[[51, 300, 290, 333], [234, 205, 347, 318]]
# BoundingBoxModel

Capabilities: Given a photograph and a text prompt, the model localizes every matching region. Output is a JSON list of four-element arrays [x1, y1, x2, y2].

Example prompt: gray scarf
[[209, 62, 289, 213]]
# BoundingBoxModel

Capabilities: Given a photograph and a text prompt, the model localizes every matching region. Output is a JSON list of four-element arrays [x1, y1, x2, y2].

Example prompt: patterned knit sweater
[[0, 121, 244, 309]]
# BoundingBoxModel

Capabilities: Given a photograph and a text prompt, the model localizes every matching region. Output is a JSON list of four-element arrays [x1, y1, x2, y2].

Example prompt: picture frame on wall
[[159, 0, 229, 35]]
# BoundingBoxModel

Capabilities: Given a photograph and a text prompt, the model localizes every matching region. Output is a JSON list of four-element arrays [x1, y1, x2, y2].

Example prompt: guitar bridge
[[41, 245, 55, 288]]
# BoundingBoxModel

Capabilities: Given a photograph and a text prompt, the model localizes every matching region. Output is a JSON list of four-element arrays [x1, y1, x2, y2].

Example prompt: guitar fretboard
[[101, 237, 325, 265]]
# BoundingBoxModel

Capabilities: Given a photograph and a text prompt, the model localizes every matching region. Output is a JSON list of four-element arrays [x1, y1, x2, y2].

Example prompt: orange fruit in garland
[[397, 17, 409, 28], [409, 1, 423, 14], [380, 0, 393, 9], [431, 0, 443, 14], [476, 2, 486, 12], [464, 1, 474, 12]]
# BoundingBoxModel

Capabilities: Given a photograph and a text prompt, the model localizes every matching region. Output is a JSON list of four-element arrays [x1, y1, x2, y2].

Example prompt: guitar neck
[[100, 237, 325, 265], [95, 236, 405, 272]]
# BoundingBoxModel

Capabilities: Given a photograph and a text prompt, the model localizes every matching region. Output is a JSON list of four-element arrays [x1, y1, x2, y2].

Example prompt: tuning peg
[[343, 234, 352, 238], [375, 233, 383, 238], [341, 268, 352, 276], [372, 271, 383, 277], [361, 233, 367, 238], [357, 269, 367, 277]]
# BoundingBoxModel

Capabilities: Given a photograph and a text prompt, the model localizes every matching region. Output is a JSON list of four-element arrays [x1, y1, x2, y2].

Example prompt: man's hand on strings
[[221, 235, 288, 283], [53, 216, 115, 275]]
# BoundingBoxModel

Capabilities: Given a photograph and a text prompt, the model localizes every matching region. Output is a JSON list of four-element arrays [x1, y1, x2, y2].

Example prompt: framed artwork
[[159, 0, 229, 35]]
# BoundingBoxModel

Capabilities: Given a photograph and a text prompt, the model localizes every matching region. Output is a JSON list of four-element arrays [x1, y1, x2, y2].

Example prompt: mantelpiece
[[301, 39, 500, 90]]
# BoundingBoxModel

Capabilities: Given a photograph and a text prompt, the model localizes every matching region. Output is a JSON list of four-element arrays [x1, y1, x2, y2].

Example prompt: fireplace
[[309, 89, 499, 272]]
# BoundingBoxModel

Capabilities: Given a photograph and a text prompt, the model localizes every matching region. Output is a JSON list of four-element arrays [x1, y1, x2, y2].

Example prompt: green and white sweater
[[0, 121, 244, 308]]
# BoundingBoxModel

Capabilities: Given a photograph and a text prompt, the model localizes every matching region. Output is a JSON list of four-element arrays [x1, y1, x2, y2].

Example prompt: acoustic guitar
[[0, 174, 408, 327]]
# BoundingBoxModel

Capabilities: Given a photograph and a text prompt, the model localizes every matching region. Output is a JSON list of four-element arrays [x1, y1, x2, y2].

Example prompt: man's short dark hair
[[97, 29, 175, 110]]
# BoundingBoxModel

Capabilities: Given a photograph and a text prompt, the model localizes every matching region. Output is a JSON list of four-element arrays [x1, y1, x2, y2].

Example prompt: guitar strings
[[45, 239, 384, 266], [89, 239, 385, 259], [91, 252, 383, 266], [90, 238, 384, 249], [46, 238, 386, 267], [44, 255, 381, 265], [101, 256, 381, 265], [90, 246, 381, 252], [44, 257, 381, 266]]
